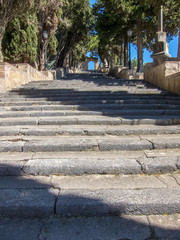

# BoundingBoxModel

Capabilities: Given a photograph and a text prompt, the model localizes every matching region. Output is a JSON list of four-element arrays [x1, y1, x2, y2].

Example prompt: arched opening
[[88, 61, 95, 70]]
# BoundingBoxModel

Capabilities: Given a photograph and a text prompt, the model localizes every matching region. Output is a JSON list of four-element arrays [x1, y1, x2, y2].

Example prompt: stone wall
[[144, 60, 180, 96], [110, 66, 130, 79], [109, 66, 144, 79], [0, 63, 54, 93]]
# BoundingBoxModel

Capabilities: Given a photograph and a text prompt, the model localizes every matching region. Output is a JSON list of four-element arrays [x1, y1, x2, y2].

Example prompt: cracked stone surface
[[148, 214, 180, 240], [56, 188, 180, 217], [0, 215, 179, 240], [0, 188, 59, 218], [138, 157, 178, 174]]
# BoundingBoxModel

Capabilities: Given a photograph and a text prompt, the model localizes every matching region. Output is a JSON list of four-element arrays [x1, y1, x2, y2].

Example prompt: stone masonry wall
[[144, 60, 180, 96], [110, 66, 130, 79], [0, 63, 54, 93]]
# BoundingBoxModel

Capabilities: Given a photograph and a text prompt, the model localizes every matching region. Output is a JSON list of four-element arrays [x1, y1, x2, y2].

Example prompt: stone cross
[[158, 5, 163, 32]]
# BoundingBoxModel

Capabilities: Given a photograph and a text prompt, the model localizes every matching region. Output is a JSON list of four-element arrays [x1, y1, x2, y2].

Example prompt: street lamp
[[127, 29, 133, 69], [43, 30, 48, 70]]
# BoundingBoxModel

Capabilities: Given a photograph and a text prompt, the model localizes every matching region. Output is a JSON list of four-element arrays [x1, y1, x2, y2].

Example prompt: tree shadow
[[6, 72, 180, 126], [0, 163, 180, 240]]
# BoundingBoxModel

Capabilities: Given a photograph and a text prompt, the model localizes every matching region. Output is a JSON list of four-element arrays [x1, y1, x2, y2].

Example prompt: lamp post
[[43, 30, 48, 70], [127, 29, 133, 69]]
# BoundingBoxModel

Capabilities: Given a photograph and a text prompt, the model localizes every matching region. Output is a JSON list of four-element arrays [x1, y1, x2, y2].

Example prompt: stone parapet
[[110, 66, 130, 79], [109, 66, 144, 80], [0, 63, 54, 93], [144, 60, 180, 96]]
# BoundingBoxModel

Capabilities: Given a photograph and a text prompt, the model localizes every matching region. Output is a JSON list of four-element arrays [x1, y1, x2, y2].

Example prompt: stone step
[[1, 214, 179, 240], [1, 103, 180, 111], [0, 134, 180, 153], [0, 124, 179, 136], [0, 72, 180, 222], [5, 86, 180, 93], [22, 155, 180, 176], [1, 99, 180, 108], [1, 150, 180, 176], [0, 115, 180, 126], [0, 174, 179, 218], [1, 109, 180, 118], [2, 94, 180, 103], [4, 93, 180, 102], [1, 99, 180, 107]]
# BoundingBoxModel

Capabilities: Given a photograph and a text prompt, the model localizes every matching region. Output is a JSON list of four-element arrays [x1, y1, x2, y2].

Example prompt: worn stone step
[[2, 90, 180, 103], [1, 214, 179, 240], [0, 174, 179, 218], [4, 90, 180, 97], [1, 100, 180, 111], [55, 187, 180, 217], [2, 96, 180, 104], [22, 156, 180, 176], [1, 107, 180, 117], [2, 92, 180, 103], [3, 104, 180, 112], [0, 124, 179, 136], [0, 115, 180, 126], [0, 150, 180, 176], [0, 134, 180, 153], [1, 109, 180, 118], [7, 89, 166, 95]]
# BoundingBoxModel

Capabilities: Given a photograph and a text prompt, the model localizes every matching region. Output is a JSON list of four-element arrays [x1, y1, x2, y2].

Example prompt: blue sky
[[90, 0, 96, 6], [89, 0, 179, 64], [131, 36, 179, 63]]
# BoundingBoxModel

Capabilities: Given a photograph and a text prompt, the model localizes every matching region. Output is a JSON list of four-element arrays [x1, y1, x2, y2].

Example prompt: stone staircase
[[0, 71, 180, 221]]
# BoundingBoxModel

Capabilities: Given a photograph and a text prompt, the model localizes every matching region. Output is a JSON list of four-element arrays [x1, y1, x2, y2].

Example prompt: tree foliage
[[35, 0, 61, 70], [93, 0, 180, 70], [1, 0, 93, 69], [1, 0, 180, 71], [2, 12, 38, 63], [88, 35, 99, 57], [55, 0, 92, 67], [0, 0, 34, 61]]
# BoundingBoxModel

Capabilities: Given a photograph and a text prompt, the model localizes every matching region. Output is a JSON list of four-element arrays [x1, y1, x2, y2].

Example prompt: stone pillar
[[158, 5, 163, 32], [151, 6, 171, 64]]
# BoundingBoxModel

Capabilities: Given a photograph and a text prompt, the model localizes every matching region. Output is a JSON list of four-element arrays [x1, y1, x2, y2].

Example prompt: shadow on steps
[[0, 163, 180, 240], [6, 72, 180, 126]]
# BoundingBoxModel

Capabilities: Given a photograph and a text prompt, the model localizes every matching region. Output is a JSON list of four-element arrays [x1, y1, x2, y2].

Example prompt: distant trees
[[93, 0, 180, 71], [88, 35, 99, 58], [1, 0, 179, 71], [0, 0, 92, 70]]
